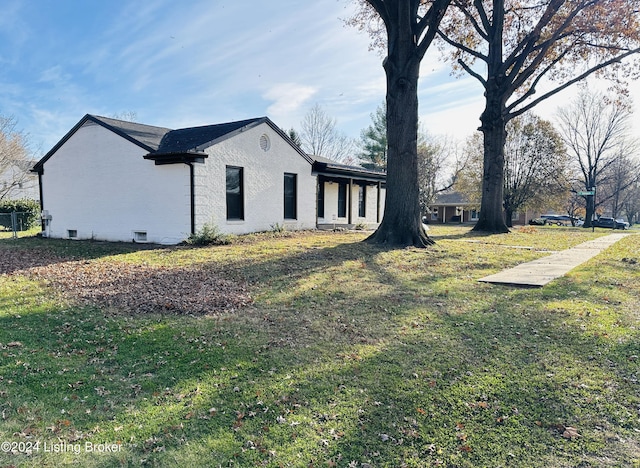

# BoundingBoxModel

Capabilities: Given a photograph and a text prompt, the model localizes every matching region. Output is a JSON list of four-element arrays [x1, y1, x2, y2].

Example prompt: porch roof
[[312, 156, 386, 183], [433, 191, 478, 207]]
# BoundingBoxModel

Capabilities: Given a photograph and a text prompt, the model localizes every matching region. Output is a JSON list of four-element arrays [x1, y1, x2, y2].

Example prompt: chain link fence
[[0, 211, 31, 238]]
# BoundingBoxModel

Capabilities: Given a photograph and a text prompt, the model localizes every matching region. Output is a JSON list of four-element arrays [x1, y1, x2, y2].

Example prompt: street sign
[[577, 191, 595, 196]]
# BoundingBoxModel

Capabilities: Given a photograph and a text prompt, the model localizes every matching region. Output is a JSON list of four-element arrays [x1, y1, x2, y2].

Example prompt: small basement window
[[67, 229, 78, 239], [133, 231, 148, 243]]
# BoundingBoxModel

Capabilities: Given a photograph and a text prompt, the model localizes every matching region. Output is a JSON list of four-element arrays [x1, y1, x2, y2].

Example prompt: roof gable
[[33, 114, 314, 172], [32, 114, 172, 173]]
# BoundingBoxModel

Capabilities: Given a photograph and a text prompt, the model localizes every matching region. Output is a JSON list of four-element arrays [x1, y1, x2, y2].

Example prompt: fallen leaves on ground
[[2, 249, 252, 315], [0, 248, 69, 275]]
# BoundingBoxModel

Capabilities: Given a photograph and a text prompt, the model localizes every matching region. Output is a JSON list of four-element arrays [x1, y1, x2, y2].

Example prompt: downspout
[[37, 171, 45, 230], [187, 162, 196, 235]]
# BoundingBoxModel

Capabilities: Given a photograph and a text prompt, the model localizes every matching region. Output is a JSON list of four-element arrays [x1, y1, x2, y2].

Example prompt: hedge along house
[[32, 114, 386, 244]]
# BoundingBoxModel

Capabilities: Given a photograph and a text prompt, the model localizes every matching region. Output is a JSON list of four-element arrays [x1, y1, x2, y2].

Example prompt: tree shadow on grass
[[1, 233, 638, 466], [428, 228, 496, 242]]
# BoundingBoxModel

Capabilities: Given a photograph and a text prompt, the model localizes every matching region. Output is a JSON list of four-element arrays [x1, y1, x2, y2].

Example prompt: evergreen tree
[[358, 103, 387, 170]]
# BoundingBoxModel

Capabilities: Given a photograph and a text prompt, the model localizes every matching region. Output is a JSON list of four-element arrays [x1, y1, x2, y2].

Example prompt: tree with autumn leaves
[[350, 0, 640, 243], [439, 0, 640, 232], [456, 114, 570, 227]]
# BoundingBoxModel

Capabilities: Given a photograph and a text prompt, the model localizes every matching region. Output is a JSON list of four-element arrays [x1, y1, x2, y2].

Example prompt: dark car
[[593, 217, 629, 229]]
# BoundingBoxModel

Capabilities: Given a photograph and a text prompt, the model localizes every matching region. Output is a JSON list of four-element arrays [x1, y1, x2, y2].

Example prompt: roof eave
[[143, 151, 209, 165], [313, 161, 386, 182]]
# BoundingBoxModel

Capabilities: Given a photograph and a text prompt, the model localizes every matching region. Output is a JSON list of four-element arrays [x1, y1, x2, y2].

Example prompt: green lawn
[[0, 226, 638, 467]]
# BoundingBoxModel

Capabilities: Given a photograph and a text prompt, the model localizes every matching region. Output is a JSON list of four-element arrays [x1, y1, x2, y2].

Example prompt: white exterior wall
[[194, 123, 316, 234], [41, 122, 190, 244], [357, 184, 384, 225], [319, 182, 342, 224]]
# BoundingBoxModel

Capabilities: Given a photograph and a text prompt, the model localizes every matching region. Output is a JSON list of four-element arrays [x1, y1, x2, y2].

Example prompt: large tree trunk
[[472, 87, 510, 233], [583, 193, 596, 228], [471, 0, 510, 234], [581, 175, 597, 228], [366, 11, 433, 247], [504, 207, 514, 228]]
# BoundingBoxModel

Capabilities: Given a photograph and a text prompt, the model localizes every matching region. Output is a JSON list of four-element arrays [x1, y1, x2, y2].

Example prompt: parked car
[[540, 214, 584, 226], [529, 218, 547, 225], [592, 217, 629, 229], [615, 218, 630, 229]]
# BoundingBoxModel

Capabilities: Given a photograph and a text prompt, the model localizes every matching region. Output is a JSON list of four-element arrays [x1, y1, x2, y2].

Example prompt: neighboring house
[[427, 192, 480, 224], [428, 191, 538, 225], [1, 159, 39, 201], [32, 114, 385, 244]]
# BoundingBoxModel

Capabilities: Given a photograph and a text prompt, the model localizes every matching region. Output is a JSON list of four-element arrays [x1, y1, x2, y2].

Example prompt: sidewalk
[[478, 232, 632, 287]]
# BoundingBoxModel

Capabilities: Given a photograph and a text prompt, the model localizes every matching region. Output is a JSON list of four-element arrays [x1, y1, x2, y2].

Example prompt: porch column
[[315, 177, 319, 228], [348, 178, 353, 225]]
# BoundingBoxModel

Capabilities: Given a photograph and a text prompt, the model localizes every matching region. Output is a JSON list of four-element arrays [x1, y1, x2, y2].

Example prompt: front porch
[[312, 157, 386, 230]]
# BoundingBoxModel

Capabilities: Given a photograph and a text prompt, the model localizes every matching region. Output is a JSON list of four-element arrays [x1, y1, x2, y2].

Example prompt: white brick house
[[32, 115, 385, 244]]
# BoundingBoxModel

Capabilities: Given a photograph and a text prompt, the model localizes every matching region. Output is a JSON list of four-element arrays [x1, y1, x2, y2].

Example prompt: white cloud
[[264, 83, 318, 121], [38, 65, 69, 84], [5, 0, 639, 153]]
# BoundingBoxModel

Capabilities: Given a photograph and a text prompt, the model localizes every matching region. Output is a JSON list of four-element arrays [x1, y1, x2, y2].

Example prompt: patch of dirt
[[2, 249, 252, 315]]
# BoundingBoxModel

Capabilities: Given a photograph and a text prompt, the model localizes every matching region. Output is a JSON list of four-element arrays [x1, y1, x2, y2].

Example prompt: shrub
[[270, 222, 286, 233], [0, 198, 40, 230], [186, 223, 230, 246]]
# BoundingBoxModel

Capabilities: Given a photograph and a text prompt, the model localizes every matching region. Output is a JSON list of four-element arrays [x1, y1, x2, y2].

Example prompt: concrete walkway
[[478, 232, 631, 287]]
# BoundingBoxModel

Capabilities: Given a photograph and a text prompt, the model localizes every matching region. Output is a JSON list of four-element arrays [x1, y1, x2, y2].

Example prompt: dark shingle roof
[[434, 192, 473, 205], [156, 118, 262, 153], [91, 116, 171, 151]]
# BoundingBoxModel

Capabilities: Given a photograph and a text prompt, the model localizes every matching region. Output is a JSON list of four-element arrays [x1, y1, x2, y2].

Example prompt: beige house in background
[[428, 191, 537, 225]]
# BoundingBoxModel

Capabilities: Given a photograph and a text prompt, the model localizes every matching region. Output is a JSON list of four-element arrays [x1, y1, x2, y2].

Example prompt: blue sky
[[0, 0, 637, 156]]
